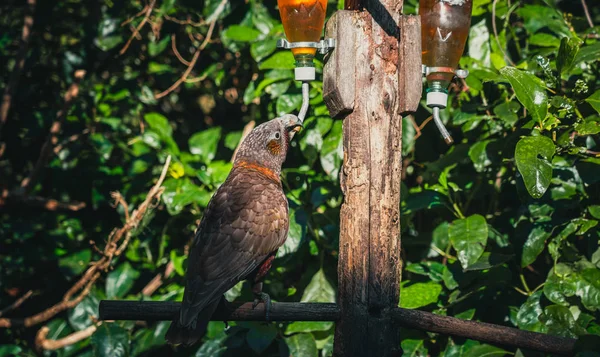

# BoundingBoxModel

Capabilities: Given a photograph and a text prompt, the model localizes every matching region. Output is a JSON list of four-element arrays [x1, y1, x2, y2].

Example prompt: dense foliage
[[1, 0, 600, 356]]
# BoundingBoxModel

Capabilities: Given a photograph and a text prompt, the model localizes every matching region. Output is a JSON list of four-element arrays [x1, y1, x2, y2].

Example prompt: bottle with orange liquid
[[420, 0, 473, 144], [277, 0, 328, 81]]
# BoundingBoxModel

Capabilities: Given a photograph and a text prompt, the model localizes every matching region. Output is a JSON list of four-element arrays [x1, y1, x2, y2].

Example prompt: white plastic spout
[[432, 107, 453, 145], [298, 81, 310, 122]]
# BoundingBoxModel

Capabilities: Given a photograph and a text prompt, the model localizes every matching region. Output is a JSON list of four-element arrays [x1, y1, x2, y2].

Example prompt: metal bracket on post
[[276, 38, 336, 55], [422, 65, 469, 79]]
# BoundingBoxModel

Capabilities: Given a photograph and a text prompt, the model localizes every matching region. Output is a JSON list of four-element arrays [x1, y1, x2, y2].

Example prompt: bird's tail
[[165, 299, 220, 346]]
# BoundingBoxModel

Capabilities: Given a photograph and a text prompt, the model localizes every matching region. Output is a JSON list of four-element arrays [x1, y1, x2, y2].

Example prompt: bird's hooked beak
[[282, 114, 303, 139]]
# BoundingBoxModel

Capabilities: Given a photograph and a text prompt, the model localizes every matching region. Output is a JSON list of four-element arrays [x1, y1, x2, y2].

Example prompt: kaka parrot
[[165, 114, 302, 346]]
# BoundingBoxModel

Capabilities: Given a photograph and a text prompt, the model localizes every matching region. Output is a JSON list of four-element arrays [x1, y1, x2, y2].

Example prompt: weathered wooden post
[[323, 0, 421, 355]]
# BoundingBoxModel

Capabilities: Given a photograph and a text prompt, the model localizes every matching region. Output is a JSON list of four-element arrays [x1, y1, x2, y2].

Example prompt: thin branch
[[120, 0, 156, 56], [582, 0, 594, 28], [154, 0, 228, 99], [492, 0, 515, 66], [163, 13, 205, 27], [0, 290, 33, 317], [171, 35, 191, 66], [0, 156, 171, 329], [141, 261, 174, 296], [35, 323, 100, 351], [0, 0, 36, 138], [20, 70, 86, 195]]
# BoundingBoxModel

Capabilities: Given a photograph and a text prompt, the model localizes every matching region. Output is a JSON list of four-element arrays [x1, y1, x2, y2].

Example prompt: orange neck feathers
[[234, 160, 280, 183]]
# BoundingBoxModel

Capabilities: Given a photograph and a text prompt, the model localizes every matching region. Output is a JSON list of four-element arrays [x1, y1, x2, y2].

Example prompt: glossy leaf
[[91, 323, 130, 357], [189, 127, 222, 163], [284, 333, 318, 357], [499, 67, 548, 127], [448, 215, 488, 269], [106, 261, 140, 298], [400, 281, 442, 309], [521, 226, 550, 267], [515, 136, 555, 198]]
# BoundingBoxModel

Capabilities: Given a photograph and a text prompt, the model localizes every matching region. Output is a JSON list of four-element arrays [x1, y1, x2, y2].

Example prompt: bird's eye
[[274, 132, 281, 140]]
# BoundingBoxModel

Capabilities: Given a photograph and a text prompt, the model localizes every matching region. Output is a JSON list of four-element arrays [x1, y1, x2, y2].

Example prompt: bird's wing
[[179, 168, 289, 328]]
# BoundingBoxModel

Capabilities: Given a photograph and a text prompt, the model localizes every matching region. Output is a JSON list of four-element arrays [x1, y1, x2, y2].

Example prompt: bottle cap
[[294, 67, 316, 81], [426, 92, 448, 108]]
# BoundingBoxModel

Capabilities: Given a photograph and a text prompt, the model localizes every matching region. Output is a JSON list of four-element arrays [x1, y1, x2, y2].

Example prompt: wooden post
[[323, 0, 421, 355]]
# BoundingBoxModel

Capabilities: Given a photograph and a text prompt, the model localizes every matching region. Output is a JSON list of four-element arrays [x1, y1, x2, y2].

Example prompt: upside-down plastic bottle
[[277, 0, 328, 81], [420, 0, 473, 144]]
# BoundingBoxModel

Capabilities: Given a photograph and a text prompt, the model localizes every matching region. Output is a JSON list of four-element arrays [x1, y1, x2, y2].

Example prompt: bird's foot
[[252, 292, 271, 321]]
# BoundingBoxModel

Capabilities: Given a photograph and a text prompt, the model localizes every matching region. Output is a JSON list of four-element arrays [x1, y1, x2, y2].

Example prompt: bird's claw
[[252, 292, 271, 321]]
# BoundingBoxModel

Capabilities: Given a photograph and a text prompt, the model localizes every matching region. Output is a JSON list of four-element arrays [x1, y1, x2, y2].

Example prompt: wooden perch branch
[[0, 156, 171, 329], [391, 308, 576, 356], [98, 301, 577, 355], [99, 301, 340, 322]]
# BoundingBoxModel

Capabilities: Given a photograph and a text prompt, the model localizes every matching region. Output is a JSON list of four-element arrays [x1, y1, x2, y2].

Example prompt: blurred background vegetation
[[0, 0, 599, 356]]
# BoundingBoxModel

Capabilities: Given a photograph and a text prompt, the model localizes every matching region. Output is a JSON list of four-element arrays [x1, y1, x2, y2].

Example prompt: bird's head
[[233, 114, 302, 177]]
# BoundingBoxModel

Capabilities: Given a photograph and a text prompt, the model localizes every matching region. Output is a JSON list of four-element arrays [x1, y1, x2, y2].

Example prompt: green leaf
[[144, 113, 172, 137], [189, 127, 222, 163], [589, 205, 600, 219], [463, 345, 509, 357], [277, 208, 307, 258], [59, 249, 91, 278], [400, 281, 442, 309], [148, 36, 170, 57], [499, 67, 548, 127], [320, 121, 343, 180], [585, 90, 600, 115], [574, 42, 600, 66], [448, 214, 488, 269], [521, 226, 550, 267], [557, 37, 581, 74], [131, 321, 169, 356], [91, 323, 130, 357], [468, 140, 491, 172], [246, 323, 277, 354], [69, 290, 101, 330], [250, 39, 276, 62], [539, 305, 584, 338], [464, 252, 513, 271], [259, 52, 295, 70], [284, 333, 318, 357], [276, 94, 302, 116], [574, 120, 600, 135], [162, 178, 212, 215], [516, 291, 545, 332], [515, 136, 555, 199], [106, 261, 140, 298], [493, 101, 520, 125], [577, 268, 600, 311], [468, 19, 491, 67], [222, 25, 261, 42], [285, 320, 333, 334], [301, 269, 335, 303]]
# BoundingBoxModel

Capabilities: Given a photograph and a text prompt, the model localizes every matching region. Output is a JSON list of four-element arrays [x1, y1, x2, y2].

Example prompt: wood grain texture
[[324, 3, 406, 356], [398, 16, 422, 114], [323, 11, 356, 119]]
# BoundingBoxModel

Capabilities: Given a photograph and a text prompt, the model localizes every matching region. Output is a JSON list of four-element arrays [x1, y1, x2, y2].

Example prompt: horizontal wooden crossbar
[[99, 300, 576, 355]]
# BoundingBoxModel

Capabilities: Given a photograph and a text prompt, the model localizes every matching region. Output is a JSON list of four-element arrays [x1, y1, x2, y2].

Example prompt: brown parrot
[[165, 114, 302, 346]]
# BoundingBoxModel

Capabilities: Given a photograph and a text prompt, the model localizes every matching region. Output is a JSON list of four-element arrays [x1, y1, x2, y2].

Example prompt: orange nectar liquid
[[278, 0, 328, 58], [420, 0, 472, 84]]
